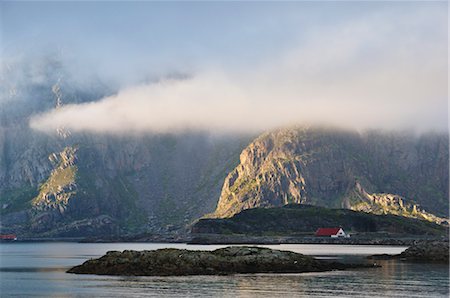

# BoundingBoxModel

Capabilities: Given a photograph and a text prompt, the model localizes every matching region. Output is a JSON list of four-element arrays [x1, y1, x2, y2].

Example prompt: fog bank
[[3, 1, 443, 134]]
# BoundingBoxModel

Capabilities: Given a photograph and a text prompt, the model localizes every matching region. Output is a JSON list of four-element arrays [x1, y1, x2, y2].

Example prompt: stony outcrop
[[346, 182, 447, 225], [397, 241, 449, 263], [368, 240, 449, 263], [32, 146, 78, 213], [67, 246, 379, 276], [213, 127, 448, 222]]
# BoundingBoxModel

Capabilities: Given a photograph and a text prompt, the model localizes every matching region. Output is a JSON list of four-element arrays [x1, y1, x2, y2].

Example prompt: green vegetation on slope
[[194, 204, 447, 237]]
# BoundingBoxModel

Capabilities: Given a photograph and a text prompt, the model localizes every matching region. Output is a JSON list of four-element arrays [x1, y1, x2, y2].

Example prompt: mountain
[[213, 127, 449, 222], [1, 57, 448, 237], [194, 204, 447, 236], [0, 58, 249, 237]]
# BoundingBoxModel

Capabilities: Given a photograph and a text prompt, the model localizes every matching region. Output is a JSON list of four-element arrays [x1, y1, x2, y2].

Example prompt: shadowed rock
[[368, 240, 449, 263], [67, 246, 379, 276]]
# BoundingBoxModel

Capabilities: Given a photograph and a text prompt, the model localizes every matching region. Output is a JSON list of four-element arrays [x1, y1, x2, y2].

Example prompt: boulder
[[398, 240, 449, 263], [368, 240, 449, 263]]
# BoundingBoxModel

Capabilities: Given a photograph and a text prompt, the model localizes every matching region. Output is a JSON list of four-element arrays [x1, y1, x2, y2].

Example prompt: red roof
[[0, 234, 17, 240], [315, 228, 342, 236]]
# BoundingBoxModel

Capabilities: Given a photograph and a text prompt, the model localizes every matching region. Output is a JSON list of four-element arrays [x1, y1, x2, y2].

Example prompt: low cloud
[[29, 7, 448, 134]]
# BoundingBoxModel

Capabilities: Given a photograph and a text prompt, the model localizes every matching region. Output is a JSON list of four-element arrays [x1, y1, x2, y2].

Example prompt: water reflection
[[0, 242, 448, 297], [0, 267, 66, 272]]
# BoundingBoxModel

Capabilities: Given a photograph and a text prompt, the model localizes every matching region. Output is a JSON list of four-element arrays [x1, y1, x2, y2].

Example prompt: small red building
[[0, 234, 17, 241], [315, 228, 349, 238]]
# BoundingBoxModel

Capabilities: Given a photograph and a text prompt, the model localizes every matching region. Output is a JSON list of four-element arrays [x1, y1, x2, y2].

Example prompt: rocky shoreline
[[368, 240, 449, 263], [67, 246, 379, 276], [188, 234, 447, 246], [78, 232, 447, 245], [12, 235, 446, 246]]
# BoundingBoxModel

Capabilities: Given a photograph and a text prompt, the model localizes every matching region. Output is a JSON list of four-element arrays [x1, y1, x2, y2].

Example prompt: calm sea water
[[0, 242, 448, 297]]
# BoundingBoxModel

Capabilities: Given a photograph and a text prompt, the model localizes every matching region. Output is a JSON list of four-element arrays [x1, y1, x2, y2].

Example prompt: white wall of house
[[331, 228, 348, 238]]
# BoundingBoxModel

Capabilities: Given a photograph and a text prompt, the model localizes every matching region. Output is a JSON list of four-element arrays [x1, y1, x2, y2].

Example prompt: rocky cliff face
[[31, 146, 78, 212], [1, 57, 448, 237], [214, 127, 449, 221], [0, 57, 249, 236], [345, 182, 446, 224]]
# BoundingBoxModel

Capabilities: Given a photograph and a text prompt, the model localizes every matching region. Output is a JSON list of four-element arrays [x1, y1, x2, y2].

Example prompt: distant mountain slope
[[213, 127, 449, 220], [195, 205, 447, 236], [0, 57, 249, 237], [1, 133, 248, 237], [1, 57, 448, 237]]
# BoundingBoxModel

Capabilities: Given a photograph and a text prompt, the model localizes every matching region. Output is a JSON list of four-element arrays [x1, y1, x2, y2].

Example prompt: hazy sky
[[1, 1, 448, 133]]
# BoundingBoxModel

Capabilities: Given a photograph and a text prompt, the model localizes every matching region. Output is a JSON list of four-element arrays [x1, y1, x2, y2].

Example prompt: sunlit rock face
[[214, 126, 449, 221], [32, 146, 78, 213]]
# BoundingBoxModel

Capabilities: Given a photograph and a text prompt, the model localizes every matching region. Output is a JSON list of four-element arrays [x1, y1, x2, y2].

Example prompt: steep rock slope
[[214, 127, 448, 220], [0, 57, 249, 236]]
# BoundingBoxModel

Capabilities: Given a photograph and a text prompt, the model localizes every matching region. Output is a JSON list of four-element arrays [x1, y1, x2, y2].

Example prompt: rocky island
[[368, 240, 449, 263], [67, 246, 379, 276]]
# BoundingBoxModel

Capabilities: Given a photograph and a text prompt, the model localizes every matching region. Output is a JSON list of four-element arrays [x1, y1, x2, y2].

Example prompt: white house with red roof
[[315, 227, 349, 238]]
